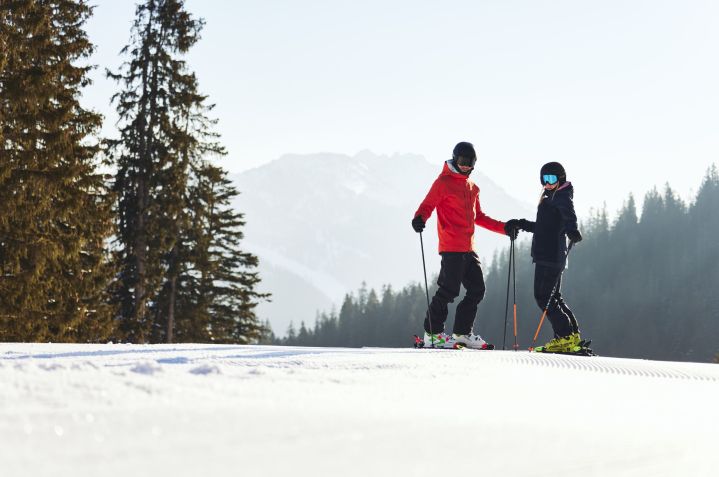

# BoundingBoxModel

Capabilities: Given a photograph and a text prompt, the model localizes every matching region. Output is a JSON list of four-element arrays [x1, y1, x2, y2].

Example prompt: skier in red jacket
[[412, 142, 521, 349]]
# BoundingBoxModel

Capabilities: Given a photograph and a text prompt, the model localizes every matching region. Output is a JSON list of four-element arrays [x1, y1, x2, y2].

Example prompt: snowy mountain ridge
[[231, 151, 534, 335], [2, 342, 717, 477]]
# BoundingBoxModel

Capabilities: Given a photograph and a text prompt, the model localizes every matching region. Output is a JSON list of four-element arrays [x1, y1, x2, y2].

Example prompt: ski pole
[[530, 242, 574, 348], [512, 238, 518, 351], [502, 237, 515, 350], [419, 231, 435, 348]]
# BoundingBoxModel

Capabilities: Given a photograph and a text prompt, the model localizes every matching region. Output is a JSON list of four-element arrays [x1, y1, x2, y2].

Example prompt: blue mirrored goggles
[[542, 174, 559, 185]]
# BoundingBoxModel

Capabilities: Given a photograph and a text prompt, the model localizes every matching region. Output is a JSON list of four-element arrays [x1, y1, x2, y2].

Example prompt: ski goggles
[[455, 156, 476, 168], [542, 174, 559, 185]]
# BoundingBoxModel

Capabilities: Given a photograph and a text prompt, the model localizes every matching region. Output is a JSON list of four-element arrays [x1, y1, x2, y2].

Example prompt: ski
[[530, 346, 597, 357]]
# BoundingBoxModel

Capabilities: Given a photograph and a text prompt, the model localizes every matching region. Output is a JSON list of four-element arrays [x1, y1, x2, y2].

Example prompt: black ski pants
[[533, 263, 579, 338], [424, 252, 486, 336]]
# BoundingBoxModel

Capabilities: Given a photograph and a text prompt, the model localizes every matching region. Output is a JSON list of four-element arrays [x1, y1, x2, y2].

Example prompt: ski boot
[[452, 333, 495, 350], [533, 333, 596, 356], [415, 332, 461, 349], [533, 333, 579, 353]]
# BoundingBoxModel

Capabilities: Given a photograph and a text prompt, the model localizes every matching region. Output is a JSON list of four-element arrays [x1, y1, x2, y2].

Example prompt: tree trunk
[[166, 274, 176, 343]]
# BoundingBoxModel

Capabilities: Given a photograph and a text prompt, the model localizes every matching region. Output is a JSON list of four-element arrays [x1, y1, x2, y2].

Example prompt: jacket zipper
[[465, 183, 472, 229]]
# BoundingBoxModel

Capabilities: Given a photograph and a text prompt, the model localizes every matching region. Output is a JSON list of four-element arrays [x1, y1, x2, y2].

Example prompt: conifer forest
[[282, 174, 719, 363], [0, 0, 267, 344]]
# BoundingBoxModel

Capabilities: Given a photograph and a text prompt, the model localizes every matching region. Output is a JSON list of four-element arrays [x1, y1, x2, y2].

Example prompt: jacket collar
[[442, 160, 470, 179]]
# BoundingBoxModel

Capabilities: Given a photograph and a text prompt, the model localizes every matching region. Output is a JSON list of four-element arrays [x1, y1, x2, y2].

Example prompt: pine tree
[[0, 0, 115, 342], [257, 319, 275, 344], [108, 0, 202, 342], [109, 0, 266, 343], [285, 322, 297, 344], [174, 163, 268, 343]]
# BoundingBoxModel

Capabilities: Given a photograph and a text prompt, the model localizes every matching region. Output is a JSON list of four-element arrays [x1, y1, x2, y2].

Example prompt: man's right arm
[[414, 179, 443, 222], [412, 179, 442, 232]]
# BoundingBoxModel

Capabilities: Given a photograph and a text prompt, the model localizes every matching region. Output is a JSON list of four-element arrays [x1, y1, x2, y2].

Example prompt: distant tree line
[[0, 0, 267, 343], [280, 283, 429, 348], [280, 168, 719, 363]]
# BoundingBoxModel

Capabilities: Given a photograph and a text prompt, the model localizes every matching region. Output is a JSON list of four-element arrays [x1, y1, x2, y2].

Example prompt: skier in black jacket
[[511, 162, 583, 353]]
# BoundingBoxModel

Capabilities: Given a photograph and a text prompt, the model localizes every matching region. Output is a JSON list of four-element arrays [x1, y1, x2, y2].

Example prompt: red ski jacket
[[414, 162, 507, 253]]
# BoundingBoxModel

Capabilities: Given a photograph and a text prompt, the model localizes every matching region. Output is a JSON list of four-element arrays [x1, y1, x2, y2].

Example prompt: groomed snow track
[[491, 350, 719, 382], [2, 343, 718, 477]]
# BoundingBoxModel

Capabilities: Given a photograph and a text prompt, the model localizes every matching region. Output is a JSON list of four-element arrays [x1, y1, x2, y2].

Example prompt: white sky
[[83, 0, 719, 218]]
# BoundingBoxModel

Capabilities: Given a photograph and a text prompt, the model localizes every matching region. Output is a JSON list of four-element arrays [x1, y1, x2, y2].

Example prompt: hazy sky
[[83, 0, 719, 218]]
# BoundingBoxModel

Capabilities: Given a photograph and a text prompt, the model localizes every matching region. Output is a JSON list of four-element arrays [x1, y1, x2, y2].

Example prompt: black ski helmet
[[452, 142, 476, 174], [540, 161, 566, 185]]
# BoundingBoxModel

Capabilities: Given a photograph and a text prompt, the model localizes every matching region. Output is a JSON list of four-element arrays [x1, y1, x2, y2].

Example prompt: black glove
[[412, 215, 425, 233], [504, 219, 520, 240], [517, 219, 534, 232], [567, 229, 583, 244]]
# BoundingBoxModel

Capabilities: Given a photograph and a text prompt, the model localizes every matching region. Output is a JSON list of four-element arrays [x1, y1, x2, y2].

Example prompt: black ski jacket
[[524, 182, 579, 267]]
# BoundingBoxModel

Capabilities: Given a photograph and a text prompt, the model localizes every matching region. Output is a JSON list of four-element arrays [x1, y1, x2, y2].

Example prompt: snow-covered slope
[[2, 343, 717, 477], [232, 151, 533, 335]]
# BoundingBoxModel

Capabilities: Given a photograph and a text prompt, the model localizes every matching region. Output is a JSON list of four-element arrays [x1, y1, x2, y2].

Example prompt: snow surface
[[1, 343, 718, 477]]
